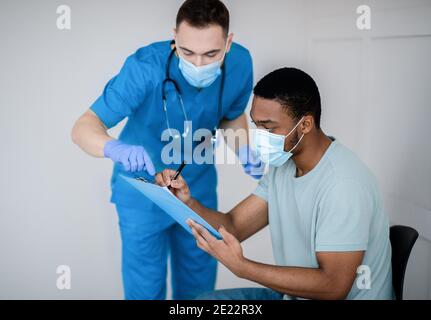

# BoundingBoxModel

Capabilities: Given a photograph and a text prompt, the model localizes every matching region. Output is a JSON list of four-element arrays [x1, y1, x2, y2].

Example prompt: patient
[[155, 67, 394, 300]]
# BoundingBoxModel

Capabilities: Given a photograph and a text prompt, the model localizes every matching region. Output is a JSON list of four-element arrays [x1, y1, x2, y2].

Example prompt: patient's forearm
[[186, 198, 237, 237], [241, 260, 347, 300]]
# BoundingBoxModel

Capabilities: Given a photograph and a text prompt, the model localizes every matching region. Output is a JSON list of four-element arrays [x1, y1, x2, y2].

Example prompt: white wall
[[0, 0, 429, 299]]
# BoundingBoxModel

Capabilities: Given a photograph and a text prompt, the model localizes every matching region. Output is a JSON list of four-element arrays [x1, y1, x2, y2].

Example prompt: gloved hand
[[104, 140, 156, 175], [237, 145, 266, 180]]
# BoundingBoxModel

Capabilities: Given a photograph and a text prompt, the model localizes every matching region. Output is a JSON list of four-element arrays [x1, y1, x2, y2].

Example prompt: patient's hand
[[155, 169, 192, 205]]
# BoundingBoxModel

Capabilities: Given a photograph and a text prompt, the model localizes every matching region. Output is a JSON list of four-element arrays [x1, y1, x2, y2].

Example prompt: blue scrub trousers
[[116, 204, 217, 300]]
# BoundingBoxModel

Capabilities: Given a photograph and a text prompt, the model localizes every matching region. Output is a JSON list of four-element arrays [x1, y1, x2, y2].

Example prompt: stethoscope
[[162, 41, 225, 146]]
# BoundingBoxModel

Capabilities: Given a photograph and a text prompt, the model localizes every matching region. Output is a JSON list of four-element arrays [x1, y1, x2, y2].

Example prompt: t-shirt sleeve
[[90, 53, 153, 129], [315, 178, 373, 252], [223, 52, 253, 120], [252, 172, 269, 202]]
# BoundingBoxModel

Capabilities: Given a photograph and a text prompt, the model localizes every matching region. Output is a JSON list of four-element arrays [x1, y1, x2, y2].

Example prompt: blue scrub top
[[90, 40, 253, 210]]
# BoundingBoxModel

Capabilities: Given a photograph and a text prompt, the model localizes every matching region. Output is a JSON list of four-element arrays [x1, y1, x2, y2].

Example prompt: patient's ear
[[301, 115, 314, 134]]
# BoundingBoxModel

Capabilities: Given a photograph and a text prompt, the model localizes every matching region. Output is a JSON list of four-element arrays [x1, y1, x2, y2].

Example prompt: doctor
[[71, 0, 263, 299]]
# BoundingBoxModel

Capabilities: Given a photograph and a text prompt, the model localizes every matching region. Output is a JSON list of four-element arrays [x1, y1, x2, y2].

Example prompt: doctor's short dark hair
[[176, 0, 230, 35], [253, 68, 322, 129]]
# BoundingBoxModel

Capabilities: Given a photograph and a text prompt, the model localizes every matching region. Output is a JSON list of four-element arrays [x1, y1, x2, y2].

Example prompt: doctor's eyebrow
[[179, 46, 222, 55]]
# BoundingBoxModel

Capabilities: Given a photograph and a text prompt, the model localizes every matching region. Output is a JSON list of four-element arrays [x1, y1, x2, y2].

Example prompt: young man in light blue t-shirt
[[156, 67, 394, 300]]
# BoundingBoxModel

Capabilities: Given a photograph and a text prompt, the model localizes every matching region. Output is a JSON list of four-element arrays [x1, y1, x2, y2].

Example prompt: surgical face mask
[[254, 117, 305, 167], [178, 44, 227, 88]]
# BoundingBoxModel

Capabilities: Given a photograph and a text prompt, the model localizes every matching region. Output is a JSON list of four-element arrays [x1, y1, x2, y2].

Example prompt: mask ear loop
[[286, 117, 305, 153], [288, 132, 305, 153], [284, 116, 305, 138]]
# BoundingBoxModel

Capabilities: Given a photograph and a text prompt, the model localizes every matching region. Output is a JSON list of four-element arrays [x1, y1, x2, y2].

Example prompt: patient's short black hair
[[176, 0, 230, 36], [253, 68, 321, 129]]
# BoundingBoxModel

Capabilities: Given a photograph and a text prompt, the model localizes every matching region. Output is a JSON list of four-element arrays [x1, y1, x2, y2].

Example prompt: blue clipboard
[[119, 175, 222, 240]]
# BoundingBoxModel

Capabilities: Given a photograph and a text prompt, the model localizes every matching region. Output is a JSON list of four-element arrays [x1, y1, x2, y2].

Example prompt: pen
[[168, 161, 186, 190], [172, 160, 186, 182]]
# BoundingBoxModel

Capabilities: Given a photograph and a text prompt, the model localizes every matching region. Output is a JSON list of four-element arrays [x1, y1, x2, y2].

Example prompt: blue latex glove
[[237, 145, 266, 180], [104, 140, 156, 175]]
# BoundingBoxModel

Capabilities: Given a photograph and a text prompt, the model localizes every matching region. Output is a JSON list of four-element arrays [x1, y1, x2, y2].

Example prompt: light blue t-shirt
[[253, 138, 394, 300]]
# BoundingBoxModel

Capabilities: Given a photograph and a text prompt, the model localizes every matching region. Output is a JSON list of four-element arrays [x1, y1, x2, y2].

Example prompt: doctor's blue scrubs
[[90, 40, 253, 299]]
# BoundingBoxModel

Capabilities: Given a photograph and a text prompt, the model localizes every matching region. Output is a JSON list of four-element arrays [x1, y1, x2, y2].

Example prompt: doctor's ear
[[226, 33, 234, 52], [301, 116, 314, 134]]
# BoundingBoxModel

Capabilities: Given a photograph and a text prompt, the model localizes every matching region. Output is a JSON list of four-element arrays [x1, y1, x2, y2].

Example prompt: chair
[[389, 225, 419, 300]]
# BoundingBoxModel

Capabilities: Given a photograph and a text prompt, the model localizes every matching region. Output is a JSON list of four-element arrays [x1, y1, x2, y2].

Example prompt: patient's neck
[[292, 129, 332, 178]]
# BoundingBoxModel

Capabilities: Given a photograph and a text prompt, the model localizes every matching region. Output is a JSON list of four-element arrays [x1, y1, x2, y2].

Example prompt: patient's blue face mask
[[254, 117, 305, 167], [178, 44, 227, 88]]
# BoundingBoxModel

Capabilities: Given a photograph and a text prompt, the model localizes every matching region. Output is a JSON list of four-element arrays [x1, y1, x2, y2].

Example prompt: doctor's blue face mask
[[178, 43, 228, 88], [254, 117, 305, 167]]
